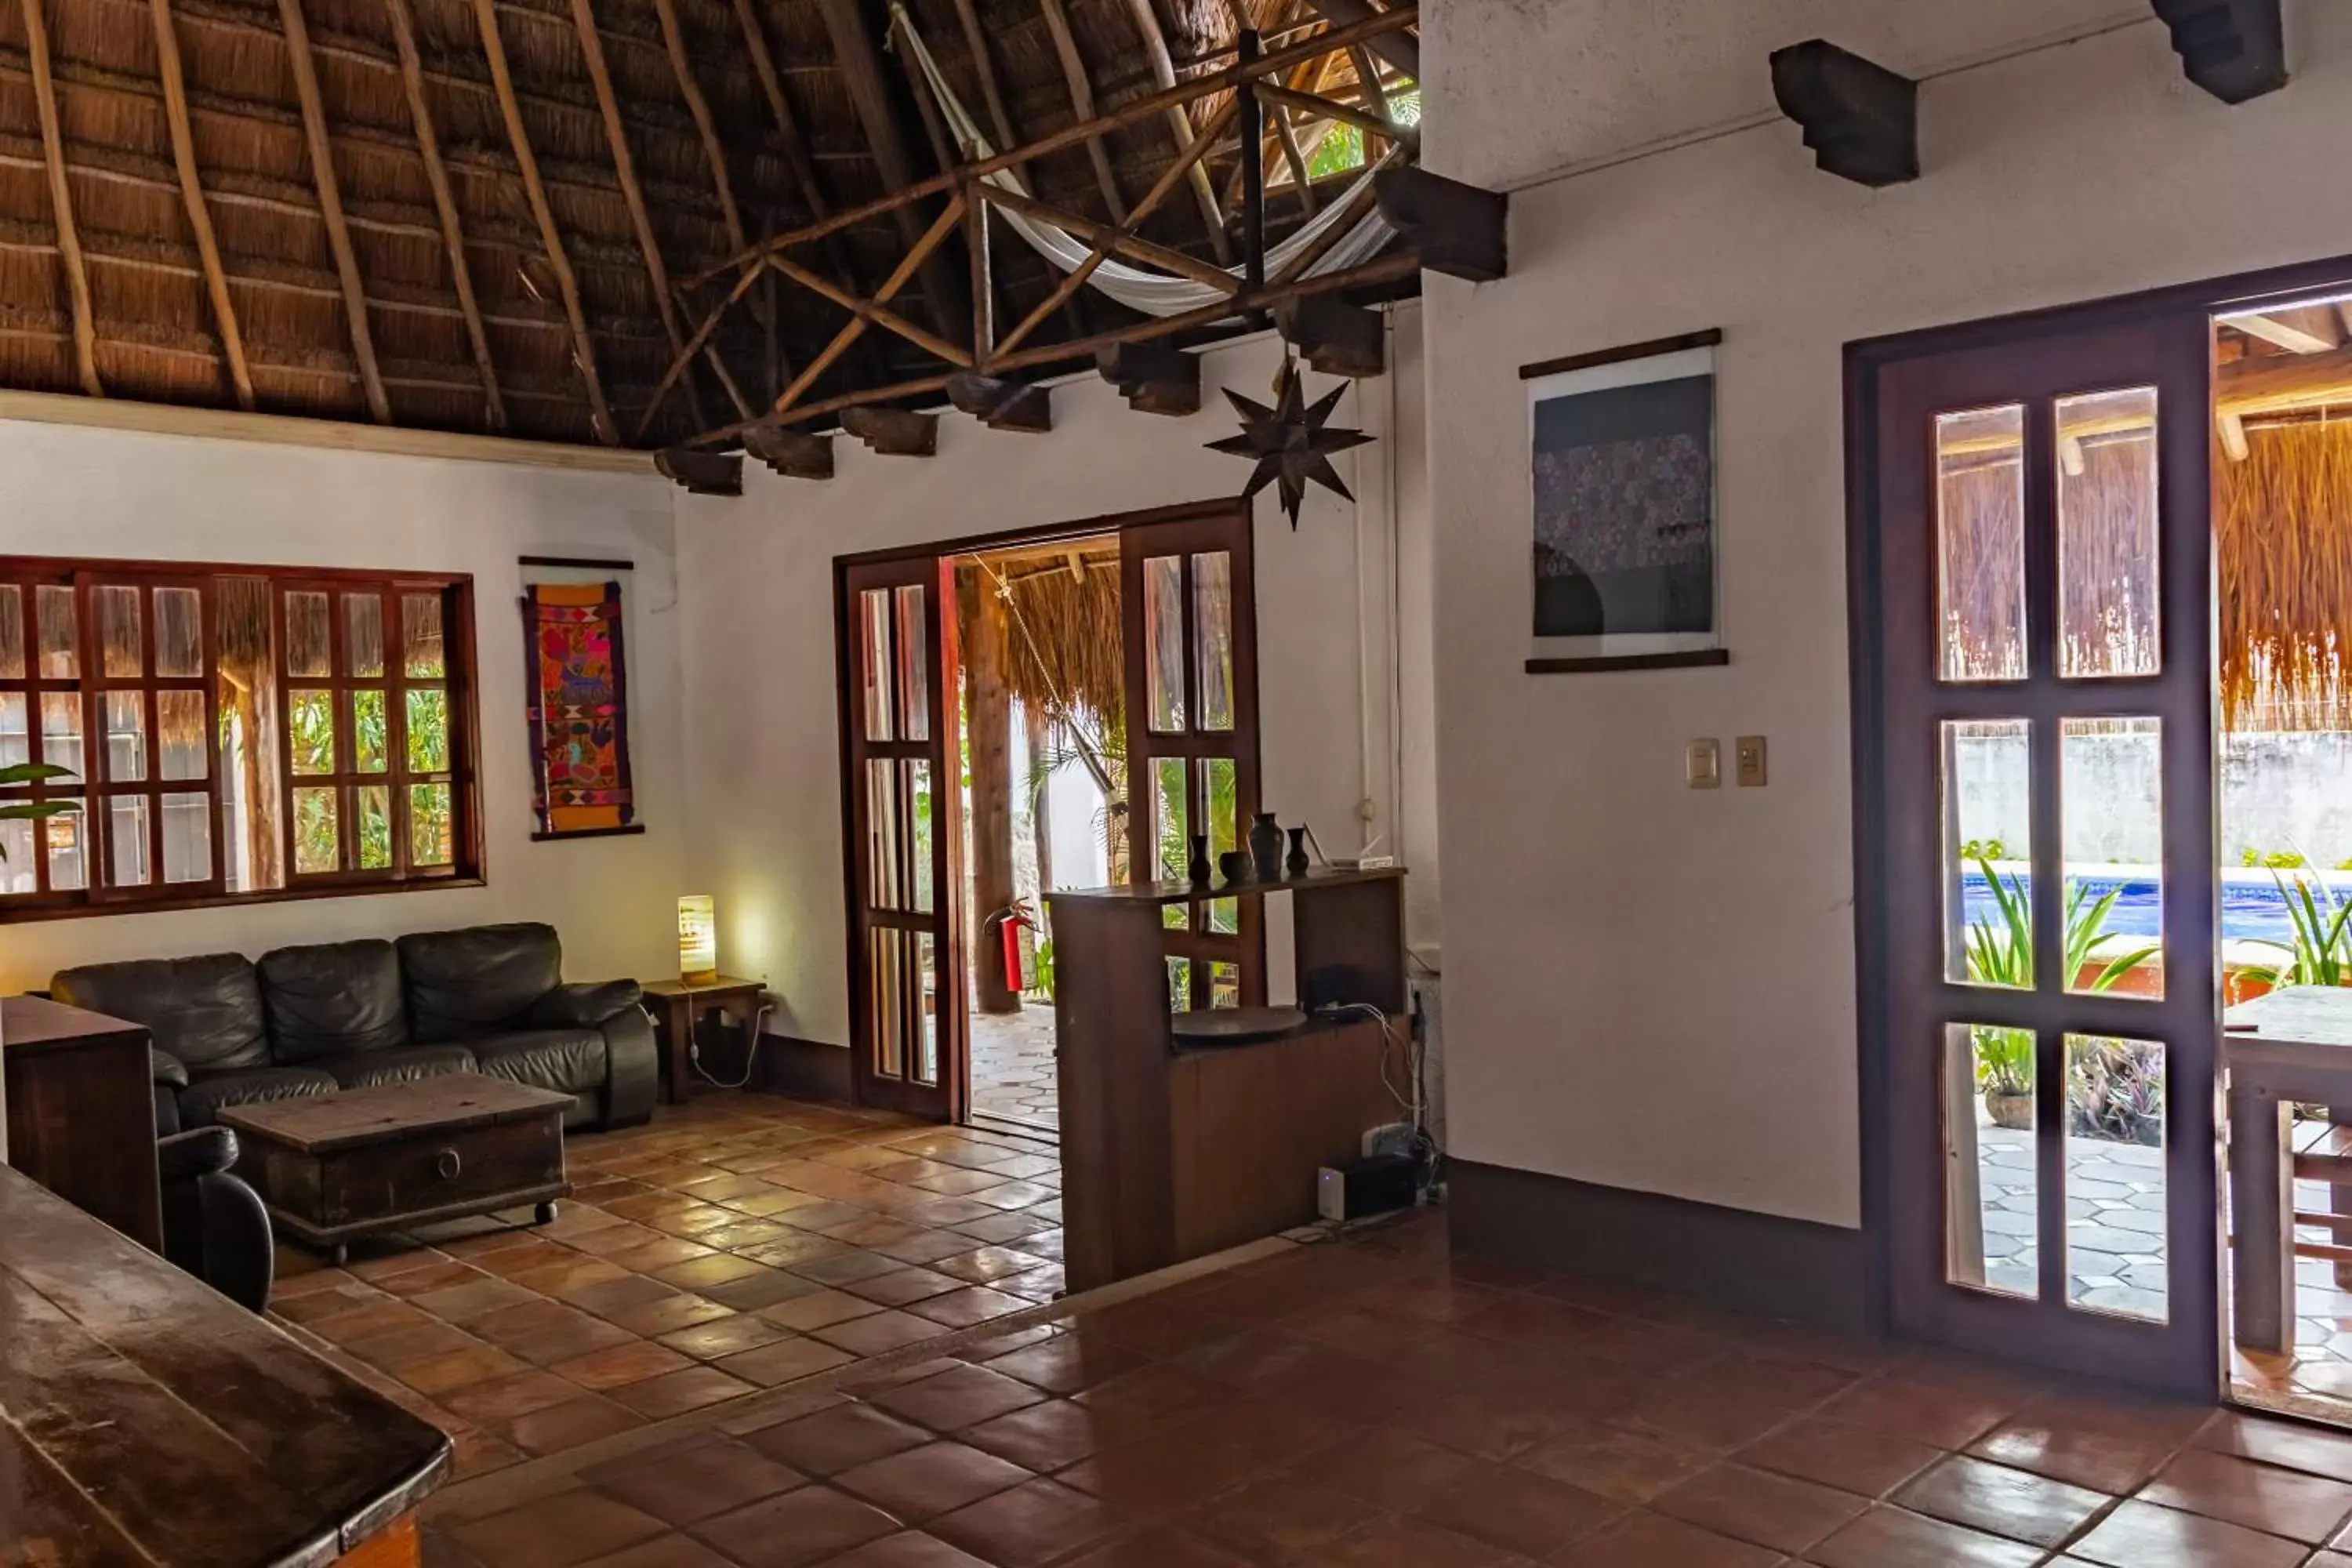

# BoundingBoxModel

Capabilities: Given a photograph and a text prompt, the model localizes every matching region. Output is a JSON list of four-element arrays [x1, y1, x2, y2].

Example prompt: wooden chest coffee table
[[220, 1076, 573, 1265]]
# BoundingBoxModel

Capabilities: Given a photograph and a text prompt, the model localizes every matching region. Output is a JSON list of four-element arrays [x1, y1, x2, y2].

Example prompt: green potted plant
[[1965, 858, 2156, 1131]]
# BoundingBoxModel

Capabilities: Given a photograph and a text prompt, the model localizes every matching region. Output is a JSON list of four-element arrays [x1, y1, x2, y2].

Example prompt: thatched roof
[[959, 539, 1120, 724], [0, 0, 1394, 448]]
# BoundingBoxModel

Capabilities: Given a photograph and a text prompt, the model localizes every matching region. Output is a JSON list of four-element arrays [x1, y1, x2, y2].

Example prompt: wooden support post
[[383, 0, 502, 430], [1037, 0, 1127, 222], [150, 0, 254, 410], [473, 0, 616, 443], [655, 448, 742, 495], [1239, 29, 1266, 301], [1025, 700, 1053, 895], [1274, 294, 1383, 377], [742, 426, 834, 479], [841, 406, 938, 456], [1376, 165, 1507, 281], [967, 196, 994, 371], [19, 0, 99, 397], [1769, 39, 1918, 188], [968, 584, 1021, 1015], [1098, 342, 1200, 416], [947, 372, 1051, 434], [279, 0, 389, 423]]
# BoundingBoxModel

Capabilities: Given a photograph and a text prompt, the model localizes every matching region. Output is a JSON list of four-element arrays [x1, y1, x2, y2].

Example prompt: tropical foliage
[[0, 762, 80, 857], [1965, 858, 2158, 1096], [2245, 871, 2352, 990]]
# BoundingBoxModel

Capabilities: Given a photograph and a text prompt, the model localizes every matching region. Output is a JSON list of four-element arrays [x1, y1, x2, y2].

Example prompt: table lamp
[[677, 895, 719, 985]]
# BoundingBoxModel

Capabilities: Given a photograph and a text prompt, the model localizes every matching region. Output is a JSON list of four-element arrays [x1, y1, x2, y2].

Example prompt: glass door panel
[[844, 557, 965, 1119], [1866, 316, 2216, 1396]]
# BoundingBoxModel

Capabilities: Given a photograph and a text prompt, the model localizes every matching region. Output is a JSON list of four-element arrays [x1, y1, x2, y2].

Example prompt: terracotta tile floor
[[970, 1008, 1058, 1139], [268, 1092, 1062, 1479], [421, 1202, 2352, 1567]]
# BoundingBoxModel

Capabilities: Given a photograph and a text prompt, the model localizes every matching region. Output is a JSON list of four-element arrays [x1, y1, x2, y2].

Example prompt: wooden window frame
[[0, 554, 482, 923]]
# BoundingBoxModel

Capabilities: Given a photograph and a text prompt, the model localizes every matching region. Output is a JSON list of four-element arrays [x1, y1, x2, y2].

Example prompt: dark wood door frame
[[1846, 249, 2352, 1393], [833, 497, 1264, 1123]]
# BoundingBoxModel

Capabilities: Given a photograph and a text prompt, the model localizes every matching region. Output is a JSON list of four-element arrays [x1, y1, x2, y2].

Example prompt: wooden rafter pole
[[684, 4, 1416, 289], [1118, 0, 1233, 263], [1239, 28, 1265, 297], [1036, 0, 1127, 223], [948, 0, 1020, 157], [993, 97, 1235, 358], [812, 0, 971, 344], [1256, 81, 1416, 147], [764, 251, 973, 368], [382, 0, 503, 430], [473, 0, 615, 444], [1303, 0, 1416, 82], [19, 0, 98, 397], [149, 0, 254, 409], [635, 260, 768, 443], [775, 194, 965, 415], [279, 0, 390, 423], [648, 0, 745, 252], [569, 0, 708, 436], [1269, 100, 1316, 213], [982, 183, 1240, 295]]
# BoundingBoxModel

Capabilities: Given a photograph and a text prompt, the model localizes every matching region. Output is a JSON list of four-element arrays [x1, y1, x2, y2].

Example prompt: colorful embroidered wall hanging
[[523, 581, 636, 835]]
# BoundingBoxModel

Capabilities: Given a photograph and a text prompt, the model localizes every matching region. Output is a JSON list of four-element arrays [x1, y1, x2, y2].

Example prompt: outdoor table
[[2224, 985, 2352, 1354]]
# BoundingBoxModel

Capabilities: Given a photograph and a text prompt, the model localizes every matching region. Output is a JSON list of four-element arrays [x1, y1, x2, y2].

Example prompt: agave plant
[[0, 763, 81, 857], [1965, 858, 2159, 1096], [2244, 870, 2352, 990]]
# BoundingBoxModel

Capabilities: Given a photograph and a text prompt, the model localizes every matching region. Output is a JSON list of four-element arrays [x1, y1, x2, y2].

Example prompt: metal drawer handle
[[436, 1148, 462, 1181]]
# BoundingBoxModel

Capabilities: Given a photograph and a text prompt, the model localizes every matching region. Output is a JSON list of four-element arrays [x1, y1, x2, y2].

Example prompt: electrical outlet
[[1686, 739, 1722, 789], [1736, 735, 1768, 787]]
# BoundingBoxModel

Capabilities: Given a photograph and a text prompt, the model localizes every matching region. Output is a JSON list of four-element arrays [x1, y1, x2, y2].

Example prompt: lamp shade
[[677, 895, 718, 984]]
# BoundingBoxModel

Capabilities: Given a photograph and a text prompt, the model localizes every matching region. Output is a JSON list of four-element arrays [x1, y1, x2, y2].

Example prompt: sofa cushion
[[470, 1029, 608, 1097], [397, 924, 562, 1044], [50, 954, 269, 1071], [308, 1044, 478, 1091], [258, 939, 408, 1061], [179, 1066, 339, 1127]]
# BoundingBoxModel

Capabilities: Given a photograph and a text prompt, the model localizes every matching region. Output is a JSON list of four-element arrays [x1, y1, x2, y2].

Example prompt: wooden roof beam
[[2230, 308, 2342, 355], [811, 0, 971, 346], [568, 0, 706, 434], [2153, 0, 2286, 103], [1770, 39, 1918, 188], [731, 0, 830, 226], [148, 0, 252, 409], [381, 0, 503, 430], [472, 0, 615, 443], [1303, 0, 1415, 82], [18, 0, 98, 397], [648, 0, 743, 252], [1036, 0, 1128, 223], [278, 0, 388, 423], [1119, 0, 1233, 262], [774, 194, 962, 415]]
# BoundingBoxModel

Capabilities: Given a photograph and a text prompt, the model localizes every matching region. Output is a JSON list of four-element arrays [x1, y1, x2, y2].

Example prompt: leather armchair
[[158, 1127, 274, 1312]]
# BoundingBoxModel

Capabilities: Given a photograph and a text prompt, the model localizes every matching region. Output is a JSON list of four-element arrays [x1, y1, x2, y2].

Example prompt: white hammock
[[887, 0, 1403, 318]]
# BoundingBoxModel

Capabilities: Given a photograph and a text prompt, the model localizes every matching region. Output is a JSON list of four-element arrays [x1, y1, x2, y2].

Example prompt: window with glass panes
[[0, 560, 478, 916]]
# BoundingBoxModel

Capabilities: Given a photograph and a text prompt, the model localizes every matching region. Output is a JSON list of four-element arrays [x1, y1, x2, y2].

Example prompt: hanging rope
[[885, 0, 1403, 318]]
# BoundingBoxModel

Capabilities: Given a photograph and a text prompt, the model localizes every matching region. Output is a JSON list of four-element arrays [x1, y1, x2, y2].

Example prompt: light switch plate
[[1686, 739, 1722, 789], [1736, 735, 1768, 787]]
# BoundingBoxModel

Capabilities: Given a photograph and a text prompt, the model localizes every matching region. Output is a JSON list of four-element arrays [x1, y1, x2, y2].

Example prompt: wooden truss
[[647, 2, 1500, 480]]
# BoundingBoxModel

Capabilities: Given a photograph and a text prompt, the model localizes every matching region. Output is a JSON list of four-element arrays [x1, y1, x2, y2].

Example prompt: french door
[[1122, 508, 1263, 1011], [1858, 314, 2220, 1392], [843, 556, 967, 1119]]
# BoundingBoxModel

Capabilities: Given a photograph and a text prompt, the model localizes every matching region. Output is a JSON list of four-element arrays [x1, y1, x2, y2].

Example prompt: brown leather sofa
[[52, 923, 658, 1136]]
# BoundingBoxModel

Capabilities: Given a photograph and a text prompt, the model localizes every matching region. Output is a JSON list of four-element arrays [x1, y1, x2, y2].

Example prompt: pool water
[[1958, 866, 2351, 949]]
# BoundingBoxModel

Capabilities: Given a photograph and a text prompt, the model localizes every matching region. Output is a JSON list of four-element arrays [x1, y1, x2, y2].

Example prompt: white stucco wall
[[1425, 1, 2352, 1227], [0, 422, 687, 990], [674, 313, 1434, 1047]]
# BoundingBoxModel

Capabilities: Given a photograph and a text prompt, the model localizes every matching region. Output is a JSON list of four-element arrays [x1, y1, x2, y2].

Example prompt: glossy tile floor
[[269, 1094, 1062, 1480], [423, 1202, 2352, 1568], [970, 1007, 1059, 1139]]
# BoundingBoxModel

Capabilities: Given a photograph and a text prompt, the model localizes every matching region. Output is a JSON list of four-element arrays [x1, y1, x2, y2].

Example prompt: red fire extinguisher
[[988, 902, 1037, 994]]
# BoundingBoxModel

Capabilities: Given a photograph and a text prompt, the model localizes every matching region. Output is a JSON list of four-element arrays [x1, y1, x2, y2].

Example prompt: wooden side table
[[642, 976, 767, 1104], [3, 994, 164, 1250]]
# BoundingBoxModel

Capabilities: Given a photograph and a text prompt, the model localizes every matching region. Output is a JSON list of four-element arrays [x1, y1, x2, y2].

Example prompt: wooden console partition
[[1049, 866, 1410, 1290]]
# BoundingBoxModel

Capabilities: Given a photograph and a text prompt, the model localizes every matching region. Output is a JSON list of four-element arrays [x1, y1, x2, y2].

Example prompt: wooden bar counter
[[1050, 866, 1410, 1291], [0, 1162, 450, 1566]]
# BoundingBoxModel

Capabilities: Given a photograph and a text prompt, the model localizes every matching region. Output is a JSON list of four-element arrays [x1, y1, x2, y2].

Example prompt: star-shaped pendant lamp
[[1205, 355, 1374, 527]]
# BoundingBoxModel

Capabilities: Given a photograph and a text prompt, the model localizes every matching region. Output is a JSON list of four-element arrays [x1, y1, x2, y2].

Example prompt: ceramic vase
[[1285, 827, 1309, 879], [1187, 833, 1212, 887], [1218, 850, 1252, 887], [1248, 812, 1284, 882]]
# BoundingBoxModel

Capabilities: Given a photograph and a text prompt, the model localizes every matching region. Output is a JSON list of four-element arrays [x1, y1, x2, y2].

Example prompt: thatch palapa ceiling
[[0, 0, 1416, 451]]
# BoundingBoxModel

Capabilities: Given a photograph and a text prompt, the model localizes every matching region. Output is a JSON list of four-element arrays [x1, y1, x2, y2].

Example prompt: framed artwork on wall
[[521, 557, 641, 840], [1521, 329, 1726, 674]]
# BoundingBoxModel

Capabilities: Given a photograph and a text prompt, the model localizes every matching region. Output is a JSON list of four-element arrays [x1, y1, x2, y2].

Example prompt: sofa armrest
[[527, 979, 644, 1029], [151, 1047, 191, 1091], [595, 1003, 659, 1129], [158, 1126, 239, 1183]]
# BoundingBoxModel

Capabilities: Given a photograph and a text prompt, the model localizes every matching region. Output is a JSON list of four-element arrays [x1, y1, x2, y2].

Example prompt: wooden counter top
[[0, 1163, 449, 1566]]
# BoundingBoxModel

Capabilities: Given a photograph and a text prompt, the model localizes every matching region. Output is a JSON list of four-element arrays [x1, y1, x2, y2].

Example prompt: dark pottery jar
[[1248, 811, 1283, 881], [1188, 833, 1212, 887], [1285, 827, 1309, 878]]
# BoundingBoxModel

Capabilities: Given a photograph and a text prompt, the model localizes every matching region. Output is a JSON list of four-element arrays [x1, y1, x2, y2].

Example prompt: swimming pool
[[1958, 865, 2352, 948]]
